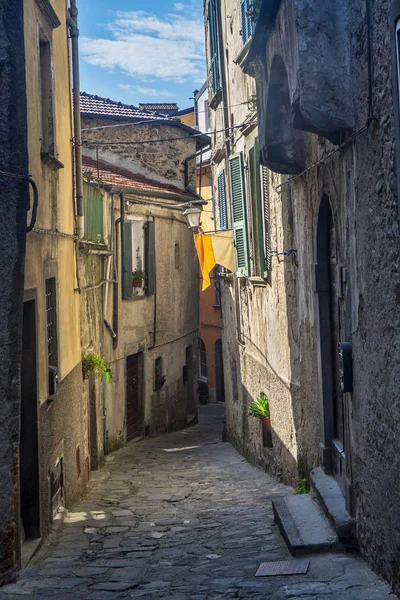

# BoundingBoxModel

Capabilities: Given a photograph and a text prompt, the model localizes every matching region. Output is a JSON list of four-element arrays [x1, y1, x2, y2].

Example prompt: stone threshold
[[310, 466, 356, 542]]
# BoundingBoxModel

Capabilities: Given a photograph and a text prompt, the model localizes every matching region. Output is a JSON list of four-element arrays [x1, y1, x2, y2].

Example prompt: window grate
[[46, 277, 58, 368]]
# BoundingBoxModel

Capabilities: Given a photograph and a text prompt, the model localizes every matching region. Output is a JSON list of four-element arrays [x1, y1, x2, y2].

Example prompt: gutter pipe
[[68, 0, 84, 239]]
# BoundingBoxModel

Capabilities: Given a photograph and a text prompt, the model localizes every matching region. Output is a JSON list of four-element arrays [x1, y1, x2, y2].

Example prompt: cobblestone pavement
[[1, 405, 395, 599]]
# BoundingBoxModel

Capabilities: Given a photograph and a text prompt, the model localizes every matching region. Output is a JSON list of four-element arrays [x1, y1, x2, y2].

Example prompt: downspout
[[68, 0, 84, 239]]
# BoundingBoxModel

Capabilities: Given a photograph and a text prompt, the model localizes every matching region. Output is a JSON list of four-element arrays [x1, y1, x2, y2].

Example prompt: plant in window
[[82, 353, 111, 380], [248, 392, 271, 431], [155, 373, 166, 390], [132, 269, 145, 288]]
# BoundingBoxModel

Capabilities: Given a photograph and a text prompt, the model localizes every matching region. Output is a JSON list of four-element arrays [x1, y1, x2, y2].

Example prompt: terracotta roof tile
[[82, 156, 192, 198], [138, 103, 179, 112], [80, 92, 171, 122]]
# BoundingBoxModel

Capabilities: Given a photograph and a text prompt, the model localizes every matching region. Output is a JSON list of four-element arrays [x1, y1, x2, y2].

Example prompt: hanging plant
[[155, 373, 166, 390], [82, 353, 111, 380]]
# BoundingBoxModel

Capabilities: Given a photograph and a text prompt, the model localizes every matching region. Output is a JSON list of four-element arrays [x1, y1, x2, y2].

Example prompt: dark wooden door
[[186, 345, 196, 415], [215, 339, 225, 403], [126, 353, 143, 441], [20, 300, 40, 540], [329, 223, 346, 492]]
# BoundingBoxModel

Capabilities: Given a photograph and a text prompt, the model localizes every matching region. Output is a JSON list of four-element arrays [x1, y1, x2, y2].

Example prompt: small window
[[240, 0, 253, 44], [46, 277, 58, 395], [208, 0, 221, 93], [213, 267, 221, 307], [155, 357, 164, 390], [175, 242, 180, 269], [217, 170, 228, 230], [39, 34, 54, 155], [199, 340, 208, 379], [83, 182, 103, 242], [204, 99, 210, 130], [122, 219, 155, 299]]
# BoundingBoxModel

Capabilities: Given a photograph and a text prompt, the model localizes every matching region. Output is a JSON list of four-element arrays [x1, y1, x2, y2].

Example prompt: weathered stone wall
[[82, 118, 197, 190], [207, 0, 400, 592], [80, 189, 200, 454], [0, 0, 29, 585]]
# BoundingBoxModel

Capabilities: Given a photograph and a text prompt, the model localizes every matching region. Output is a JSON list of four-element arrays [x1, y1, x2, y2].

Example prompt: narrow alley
[[1, 406, 394, 600]]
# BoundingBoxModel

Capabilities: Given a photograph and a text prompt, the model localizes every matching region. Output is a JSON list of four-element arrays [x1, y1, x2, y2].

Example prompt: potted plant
[[248, 392, 271, 431], [155, 373, 166, 390], [82, 353, 112, 381], [132, 269, 145, 288]]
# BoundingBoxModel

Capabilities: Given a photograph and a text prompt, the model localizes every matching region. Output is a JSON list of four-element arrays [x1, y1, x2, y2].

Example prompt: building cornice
[[35, 0, 61, 30]]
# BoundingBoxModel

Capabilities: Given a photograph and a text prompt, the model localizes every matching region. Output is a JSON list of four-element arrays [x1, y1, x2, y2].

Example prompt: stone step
[[272, 494, 342, 556], [310, 467, 356, 541]]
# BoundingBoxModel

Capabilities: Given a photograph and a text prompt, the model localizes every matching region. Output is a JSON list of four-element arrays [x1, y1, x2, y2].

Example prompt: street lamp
[[183, 207, 202, 233]]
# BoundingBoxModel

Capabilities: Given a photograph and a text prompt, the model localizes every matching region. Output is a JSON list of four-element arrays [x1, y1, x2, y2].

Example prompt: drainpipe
[[68, 0, 84, 239]]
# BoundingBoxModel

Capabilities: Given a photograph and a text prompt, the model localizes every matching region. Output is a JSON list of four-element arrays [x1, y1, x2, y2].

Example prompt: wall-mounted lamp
[[183, 207, 202, 233]]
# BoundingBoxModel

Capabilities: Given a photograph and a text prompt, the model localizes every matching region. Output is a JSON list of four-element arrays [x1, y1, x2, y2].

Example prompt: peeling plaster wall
[[80, 190, 200, 456]]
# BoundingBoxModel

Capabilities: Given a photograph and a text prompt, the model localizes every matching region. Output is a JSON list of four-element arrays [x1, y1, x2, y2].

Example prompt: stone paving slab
[[0, 405, 396, 599]]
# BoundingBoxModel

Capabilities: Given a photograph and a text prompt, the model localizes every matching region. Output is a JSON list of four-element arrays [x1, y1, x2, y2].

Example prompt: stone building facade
[[79, 94, 208, 463], [205, 0, 400, 591], [0, 0, 29, 586], [22, 0, 88, 563]]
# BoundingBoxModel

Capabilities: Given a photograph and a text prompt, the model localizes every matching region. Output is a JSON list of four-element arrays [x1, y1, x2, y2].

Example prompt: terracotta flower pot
[[261, 416, 271, 431], [132, 280, 143, 288]]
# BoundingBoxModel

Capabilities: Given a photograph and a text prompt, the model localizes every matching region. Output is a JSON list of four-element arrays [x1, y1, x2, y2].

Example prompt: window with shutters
[[217, 170, 228, 230], [240, 0, 253, 44], [39, 32, 55, 156], [248, 139, 269, 278], [229, 153, 250, 276], [199, 339, 208, 380], [122, 218, 155, 299], [261, 165, 271, 276], [208, 0, 221, 93], [45, 277, 58, 396], [83, 182, 103, 242]]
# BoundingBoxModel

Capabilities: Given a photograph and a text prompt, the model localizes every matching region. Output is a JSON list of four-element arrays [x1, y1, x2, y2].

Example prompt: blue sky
[[79, 0, 206, 110]]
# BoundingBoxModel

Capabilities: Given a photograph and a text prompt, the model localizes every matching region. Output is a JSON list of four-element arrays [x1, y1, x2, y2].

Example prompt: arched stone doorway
[[315, 195, 346, 495]]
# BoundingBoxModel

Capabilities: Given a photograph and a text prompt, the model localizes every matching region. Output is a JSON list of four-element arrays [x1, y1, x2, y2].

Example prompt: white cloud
[[81, 9, 206, 84], [118, 84, 176, 98], [174, 3, 185, 10]]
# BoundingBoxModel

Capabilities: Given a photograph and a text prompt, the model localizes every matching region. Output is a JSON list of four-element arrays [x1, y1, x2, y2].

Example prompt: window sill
[[41, 152, 64, 171], [79, 241, 109, 254], [234, 37, 252, 68], [248, 276, 268, 287], [210, 89, 222, 110], [123, 294, 147, 302]]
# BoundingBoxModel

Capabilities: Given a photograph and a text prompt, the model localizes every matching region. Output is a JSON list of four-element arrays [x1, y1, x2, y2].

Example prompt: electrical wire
[[83, 120, 258, 147], [81, 101, 253, 132]]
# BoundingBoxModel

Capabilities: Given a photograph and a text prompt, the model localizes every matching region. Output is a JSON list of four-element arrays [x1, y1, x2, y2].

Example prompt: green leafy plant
[[132, 269, 145, 281], [295, 477, 309, 495], [82, 353, 111, 380], [248, 392, 270, 419]]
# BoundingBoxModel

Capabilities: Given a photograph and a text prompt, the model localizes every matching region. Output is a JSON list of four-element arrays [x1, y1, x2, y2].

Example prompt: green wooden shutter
[[208, 0, 220, 92], [217, 170, 228, 230], [254, 138, 266, 277], [144, 221, 156, 296], [83, 182, 103, 242], [122, 221, 133, 299], [262, 165, 271, 275], [229, 153, 249, 276], [241, 0, 253, 44]]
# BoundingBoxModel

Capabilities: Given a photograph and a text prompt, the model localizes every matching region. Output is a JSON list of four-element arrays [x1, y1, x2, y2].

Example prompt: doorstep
[[310, 467, 356, 541], [272, 494, 342, 556]]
